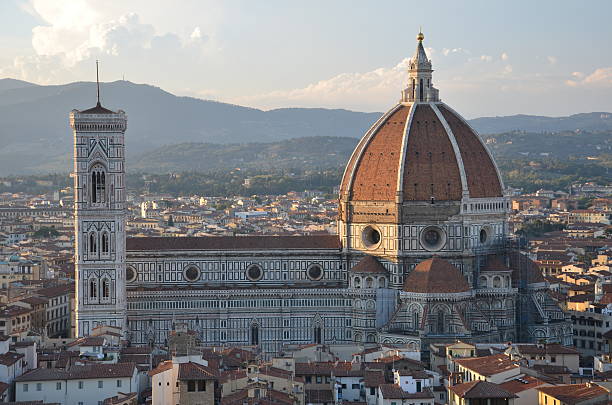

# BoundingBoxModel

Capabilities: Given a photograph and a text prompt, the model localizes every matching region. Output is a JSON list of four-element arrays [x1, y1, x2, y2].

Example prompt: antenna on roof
[[96, 60, 100, 106]]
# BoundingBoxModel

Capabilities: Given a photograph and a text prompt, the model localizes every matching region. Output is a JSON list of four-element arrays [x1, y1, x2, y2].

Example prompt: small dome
[[403, 257, 470, 293], [350, 255, 388, 274]]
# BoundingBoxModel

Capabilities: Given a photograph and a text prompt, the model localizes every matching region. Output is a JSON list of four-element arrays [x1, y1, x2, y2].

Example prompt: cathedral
[[71, 33, 572, 357]]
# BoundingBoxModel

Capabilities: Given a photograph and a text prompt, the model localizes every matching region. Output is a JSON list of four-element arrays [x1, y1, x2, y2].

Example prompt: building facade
[[73, 33, 572, 356], [71, 99, 128, 337]]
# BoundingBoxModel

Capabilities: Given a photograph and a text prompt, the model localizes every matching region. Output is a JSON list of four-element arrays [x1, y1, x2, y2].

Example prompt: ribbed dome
[[403, 257, 470, 293], [340, 33, 502, 205], [340, 102, 502, 202]]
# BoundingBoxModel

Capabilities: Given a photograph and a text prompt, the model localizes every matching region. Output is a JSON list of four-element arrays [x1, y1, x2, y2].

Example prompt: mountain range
[[0, 77, 611, 174]]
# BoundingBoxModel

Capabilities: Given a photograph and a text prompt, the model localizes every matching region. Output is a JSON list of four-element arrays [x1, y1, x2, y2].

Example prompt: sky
[[1, 0, 611, 117]]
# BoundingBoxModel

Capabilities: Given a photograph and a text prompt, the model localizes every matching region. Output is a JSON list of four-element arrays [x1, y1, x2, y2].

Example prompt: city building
[[72, 32, 571, 356]]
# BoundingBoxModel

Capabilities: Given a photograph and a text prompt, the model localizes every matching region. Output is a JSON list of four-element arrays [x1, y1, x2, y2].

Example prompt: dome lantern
[[401, 31, 439, 103]]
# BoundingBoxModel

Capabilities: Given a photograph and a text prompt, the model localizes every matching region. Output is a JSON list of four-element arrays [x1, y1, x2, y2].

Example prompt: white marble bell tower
[[71, 68, 127, 337]]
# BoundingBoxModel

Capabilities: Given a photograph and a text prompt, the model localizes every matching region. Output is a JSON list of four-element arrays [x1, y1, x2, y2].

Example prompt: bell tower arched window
[[101, 277, 110, 299], [101, 232, 109, 254], [89, 232, 97, 255], [89, 278, 98, 299], [90, 165, 106, 204]]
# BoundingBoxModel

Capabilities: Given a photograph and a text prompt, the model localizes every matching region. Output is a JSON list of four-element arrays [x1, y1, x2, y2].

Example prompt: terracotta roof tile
[[350, 255, 388, 274], [403, 257, 470, 293], [126, 235, 340, 251], [177, 362, 218, 380], [537, 383, 609, 405], [454, 354, 518, 377], [347, 106, 409, 201], [449, 381, 517, 399], [438, 105, 502, 198], [379, 384, 434, 399], [16, 362, 136, 381], [499, 376, 547, 394], [402, 104, 462, 201]]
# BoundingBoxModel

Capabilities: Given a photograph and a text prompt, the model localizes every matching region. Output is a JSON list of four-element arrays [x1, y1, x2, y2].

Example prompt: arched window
[[419, 78, 424, 101], [365, 277, 373, 288], [479, 276, 488, 288], [493, 276, 502, 288], [413, 311, 420, 330], [378, 277, 386, 288], [101, 278, 110, 299], [101, 232, 109, 254], [91, 165, 106, 204], [250, 325, 259, 345], [89, 278, 97, 299], [314, 326, 322, 344], [89, 233, 97, 255], [437, 311, 445, 334], [354, 277, 361, 289]]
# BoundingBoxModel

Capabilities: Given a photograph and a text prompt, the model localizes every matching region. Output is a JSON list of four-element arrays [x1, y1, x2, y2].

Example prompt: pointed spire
[[411, 31, 431, 71], [401, 31, 439, 103], [96, 60, 101, 106]]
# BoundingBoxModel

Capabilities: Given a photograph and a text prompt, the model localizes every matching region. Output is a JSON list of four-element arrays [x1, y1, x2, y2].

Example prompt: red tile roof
[[0, 352, 24, 366], [453, 354, 518, 377], [350, 255, 388, 274], [537, 383, 609, 405], [401, 104, 463, 201], [449, 381, 517, 399], [340, 102, 501, 202], [148, 360, 173, 377], [16, 362, 136, 381], [403, 257, 470, 293], [379, 384, 434, 399], [343, 106, 409, 201], [126, 235, 340, 251], [177, 362, 218, 380], [438, 105, 502, 198], [499, 376, 547, 394]]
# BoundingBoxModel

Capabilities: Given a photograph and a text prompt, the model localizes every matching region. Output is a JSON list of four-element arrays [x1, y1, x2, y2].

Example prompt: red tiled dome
[[403, 257, 470, 293], [340, 103, 502, 202]]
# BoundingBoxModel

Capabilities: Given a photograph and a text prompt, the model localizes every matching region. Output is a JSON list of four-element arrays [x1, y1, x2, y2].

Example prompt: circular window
[[420, 226, 446, 251], [126, 266, 136, 283], [183, 265, 200, 282], [362, 226, 381, 248], [307, 264, 323, 281], [480, 228, 489, 244], [246, 264, 263, 281]]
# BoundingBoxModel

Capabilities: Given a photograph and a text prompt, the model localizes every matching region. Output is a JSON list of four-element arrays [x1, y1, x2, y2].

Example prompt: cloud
[[547, 56, 557, 65], [501, 52, 509, 61], [566, 67, 612, 87], [480, 55, 493, 62], [234, 58, 411, 110], [1, 0, 219, 87], [442, 47, 466, 56]]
